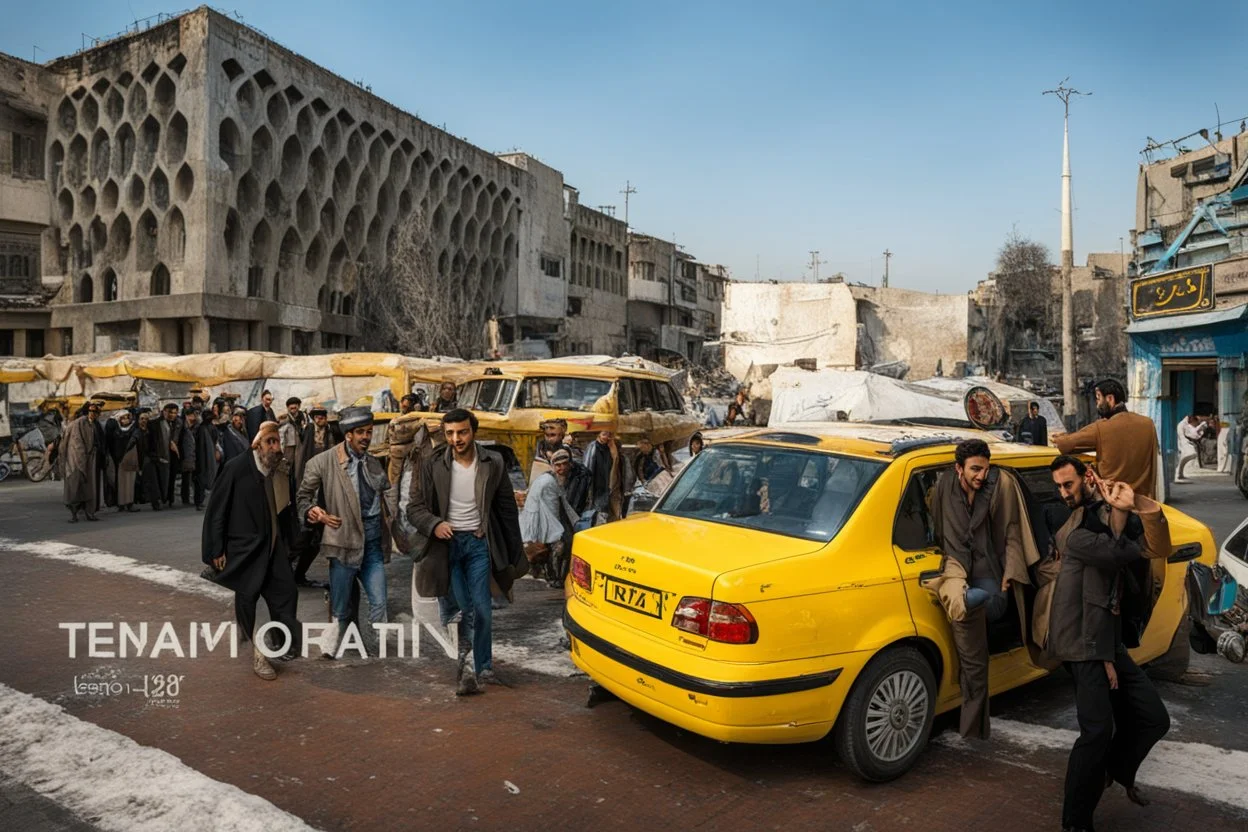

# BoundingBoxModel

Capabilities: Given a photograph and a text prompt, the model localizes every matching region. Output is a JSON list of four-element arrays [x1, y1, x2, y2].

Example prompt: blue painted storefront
[[1127, 304, 1248, 484]]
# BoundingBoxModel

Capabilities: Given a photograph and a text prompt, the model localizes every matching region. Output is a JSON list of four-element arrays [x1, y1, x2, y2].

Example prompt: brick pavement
[[3, 552, 1245, 831]]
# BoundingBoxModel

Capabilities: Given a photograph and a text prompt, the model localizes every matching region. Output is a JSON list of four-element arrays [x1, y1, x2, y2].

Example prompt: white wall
[[721, 281, 858, 380]]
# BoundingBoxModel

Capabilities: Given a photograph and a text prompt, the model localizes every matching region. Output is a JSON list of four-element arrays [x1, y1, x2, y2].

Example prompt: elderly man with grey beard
[[520, 448, 580, 588]]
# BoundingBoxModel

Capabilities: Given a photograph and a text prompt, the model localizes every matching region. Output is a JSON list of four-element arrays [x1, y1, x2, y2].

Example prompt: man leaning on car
[[925, 438, 1041, 739]]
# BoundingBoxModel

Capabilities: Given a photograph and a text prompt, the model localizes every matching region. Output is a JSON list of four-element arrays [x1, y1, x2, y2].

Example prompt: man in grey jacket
[[295, 406, 395, 652], [407, 408, 526, 695]]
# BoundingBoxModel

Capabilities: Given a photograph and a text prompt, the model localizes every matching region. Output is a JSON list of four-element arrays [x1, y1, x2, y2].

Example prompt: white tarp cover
[[910, 376, 1066, 436], [768, 368, 968, 426]]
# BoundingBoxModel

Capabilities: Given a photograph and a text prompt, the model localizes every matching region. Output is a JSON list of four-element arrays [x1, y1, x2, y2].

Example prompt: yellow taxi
[[564, 423, 1215, 781]]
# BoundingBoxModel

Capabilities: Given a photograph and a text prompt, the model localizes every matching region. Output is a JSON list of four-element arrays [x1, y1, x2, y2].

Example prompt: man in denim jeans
[[409, 409, 526, 696], [296, 406, 395, 654]]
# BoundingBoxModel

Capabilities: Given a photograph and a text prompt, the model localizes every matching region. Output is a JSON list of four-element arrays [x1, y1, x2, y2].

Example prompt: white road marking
[[0, 537, 233, 603], [938, 719, 1248, 813], [0, 681, 315, 832]]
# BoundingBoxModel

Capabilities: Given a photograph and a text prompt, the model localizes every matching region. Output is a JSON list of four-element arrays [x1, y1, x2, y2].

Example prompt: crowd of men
[[929, 379, 1175, 831]]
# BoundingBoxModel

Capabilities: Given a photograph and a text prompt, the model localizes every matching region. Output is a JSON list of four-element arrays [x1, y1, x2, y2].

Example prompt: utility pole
[[882, 249, 892, 287], [619, 181, 637, 229], [1044, 78, 1090, 430], [807, 250, 826, 282]]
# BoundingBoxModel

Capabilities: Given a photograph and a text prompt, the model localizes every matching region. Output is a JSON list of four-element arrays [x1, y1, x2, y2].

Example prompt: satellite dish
[[964, 386, 1007, 429]]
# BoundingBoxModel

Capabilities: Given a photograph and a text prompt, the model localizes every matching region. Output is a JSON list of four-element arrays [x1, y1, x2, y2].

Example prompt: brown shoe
[[252, 648, 277, 681]]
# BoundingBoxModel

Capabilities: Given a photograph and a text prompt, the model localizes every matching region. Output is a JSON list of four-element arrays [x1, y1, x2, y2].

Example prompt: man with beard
[[202, 421, 301, 680], [433, 382, 458, 413], [63, 400, 102, 522], [245, 389, 277, 441], [925, 438, 1040, 739], [279, 397, 306, 467], [1040, 456, 1171, 832], [520, 448, 580, 588], [106, 410, 142, 513], [221, 409, 251, 464], [1055, 379, 1158, 500]]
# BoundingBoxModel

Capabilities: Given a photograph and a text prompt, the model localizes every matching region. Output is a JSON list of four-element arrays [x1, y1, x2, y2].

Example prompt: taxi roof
[[452, 361, 670, 383], [717, 421, 1050, 461]]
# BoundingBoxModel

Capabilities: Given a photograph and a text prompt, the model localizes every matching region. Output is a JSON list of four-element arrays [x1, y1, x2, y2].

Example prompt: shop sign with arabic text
[[1131, 265, 1214, 318]]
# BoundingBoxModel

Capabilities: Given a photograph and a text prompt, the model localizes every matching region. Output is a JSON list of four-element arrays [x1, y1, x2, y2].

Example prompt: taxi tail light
[[570, 555, 593, 591], [671, 597, 758, 644]]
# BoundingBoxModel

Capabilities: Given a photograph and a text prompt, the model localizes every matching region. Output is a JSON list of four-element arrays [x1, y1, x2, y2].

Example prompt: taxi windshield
[[516, 377, 612, 412], [655, 444, 884, 542]]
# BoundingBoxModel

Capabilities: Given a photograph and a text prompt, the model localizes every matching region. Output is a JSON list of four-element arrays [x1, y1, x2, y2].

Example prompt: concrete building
[[0, 52, 59, 356], [566, 191, 627, 355], [626, 233, 705, 361], [696, 262, 728, 342], [1127, 126, 1248, 476], [721, 280, 972, 383], [0, 8, 560, 357]]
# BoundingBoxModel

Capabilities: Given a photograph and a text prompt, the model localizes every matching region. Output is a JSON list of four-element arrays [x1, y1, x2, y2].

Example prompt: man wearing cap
[[63, 400, 102, 522], [296, 406, 396, 652], [279, 397, 306, 468], [520, 448, 580, 588], [202, 420, 302, 680], [245, 389, 277, 441]]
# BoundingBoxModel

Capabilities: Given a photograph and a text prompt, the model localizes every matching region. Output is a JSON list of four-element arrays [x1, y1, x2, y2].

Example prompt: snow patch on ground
[[0, 537, 232, 604], [0, 682, 315, 832], [989, 718, 1248, 813], [493, 620, 578, 678]]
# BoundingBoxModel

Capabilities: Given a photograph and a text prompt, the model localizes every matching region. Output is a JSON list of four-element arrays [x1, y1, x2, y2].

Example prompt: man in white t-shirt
[[408, 409, 526, 695]]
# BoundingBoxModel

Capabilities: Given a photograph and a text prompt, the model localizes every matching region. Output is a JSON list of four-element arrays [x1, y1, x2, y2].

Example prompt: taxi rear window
[[655, 444, 885, 542]]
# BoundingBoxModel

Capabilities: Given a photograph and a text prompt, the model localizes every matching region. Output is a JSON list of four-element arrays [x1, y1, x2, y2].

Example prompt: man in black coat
[[245, 389, 277, 440], [220, 410, 251, 465], [201, 420, 301, 680], [1017, 401, 1049, 446]]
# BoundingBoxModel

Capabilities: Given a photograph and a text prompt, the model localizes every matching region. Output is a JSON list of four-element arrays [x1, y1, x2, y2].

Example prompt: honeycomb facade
[[42, 9, 524, 355]]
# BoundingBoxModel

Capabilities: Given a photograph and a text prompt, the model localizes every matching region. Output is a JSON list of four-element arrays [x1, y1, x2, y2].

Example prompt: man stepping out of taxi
[[925, 438, 1041, 739]]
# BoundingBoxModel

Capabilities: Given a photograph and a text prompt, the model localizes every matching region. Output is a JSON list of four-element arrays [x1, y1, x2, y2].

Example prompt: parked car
[[564, 423, 1216, 781]]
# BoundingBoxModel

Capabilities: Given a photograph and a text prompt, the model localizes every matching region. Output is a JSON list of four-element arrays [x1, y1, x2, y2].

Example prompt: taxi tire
[[832, 646, 936, 782]]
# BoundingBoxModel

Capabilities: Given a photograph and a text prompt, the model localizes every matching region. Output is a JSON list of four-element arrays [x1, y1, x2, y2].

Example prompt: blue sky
[[7, 1, 1248, 292]]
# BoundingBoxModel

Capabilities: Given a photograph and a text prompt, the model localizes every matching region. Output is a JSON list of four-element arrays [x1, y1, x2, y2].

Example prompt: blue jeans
[[964, 577, 1008, 622], [447, 532, 493, 675], [329, 518, 388, 637]]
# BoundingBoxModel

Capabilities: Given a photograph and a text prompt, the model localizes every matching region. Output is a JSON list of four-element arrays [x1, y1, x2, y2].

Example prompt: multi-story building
[[626, 233, 705, 362], [1127, 125, 1248, 480], [696, 262, 728, 342], [0, 9, 593, 358], [565, 192, 627, 355]]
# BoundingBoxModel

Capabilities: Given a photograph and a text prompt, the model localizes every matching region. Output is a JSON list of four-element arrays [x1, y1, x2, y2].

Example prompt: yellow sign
[[1131, 265, 1214, 318]]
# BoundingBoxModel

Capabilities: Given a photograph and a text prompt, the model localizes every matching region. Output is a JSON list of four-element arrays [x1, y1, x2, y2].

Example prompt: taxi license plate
[[603, 577, 663, 619]]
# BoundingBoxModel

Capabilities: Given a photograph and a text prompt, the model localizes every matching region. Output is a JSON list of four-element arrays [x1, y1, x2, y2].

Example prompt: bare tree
[[355, 212, 488, 358], [982, 231, 1056, 375]]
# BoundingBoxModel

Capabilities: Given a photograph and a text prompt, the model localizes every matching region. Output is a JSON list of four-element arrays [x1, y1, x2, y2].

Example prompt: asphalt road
[[1, 473, 1246, 831]]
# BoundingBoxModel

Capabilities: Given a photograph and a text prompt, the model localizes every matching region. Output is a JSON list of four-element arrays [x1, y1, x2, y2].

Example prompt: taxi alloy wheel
[[833, 646, 936, 782]]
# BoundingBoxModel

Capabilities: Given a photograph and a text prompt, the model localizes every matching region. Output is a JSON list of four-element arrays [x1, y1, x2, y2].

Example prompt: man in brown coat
[[407, 408, 526, 695], [1055, 379, 1159, 500], [63, 401, 102, 522], [926, 438, 1040, 739]]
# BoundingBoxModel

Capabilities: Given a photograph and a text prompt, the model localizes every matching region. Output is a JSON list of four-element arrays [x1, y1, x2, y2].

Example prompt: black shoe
[[68, 512, 79, 524], [479, 668, 509, 687], [126, 504, 141, 513], [455, 672, 481, 696], [195, 505, 204, 512], [84, 511, 99, 521], [152, 503, 163, 511]]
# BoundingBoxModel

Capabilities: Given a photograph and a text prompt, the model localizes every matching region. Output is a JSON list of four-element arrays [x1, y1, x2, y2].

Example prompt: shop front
[[1126, 261, 1248, 489]]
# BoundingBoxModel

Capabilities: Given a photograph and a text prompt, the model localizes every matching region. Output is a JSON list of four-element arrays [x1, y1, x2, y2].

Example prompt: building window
[[540, 255, 561, 278], [567, 297, 582, 317], [247, 266, 263, 298], [77, 274, 94, 303], [26, 328, 44, 358], [151, 263, 171, 296], [635, 261, 656, 281], [102, 268, 118, 301], [0, 329, 13, 355], [11, 133, 43, 179]]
